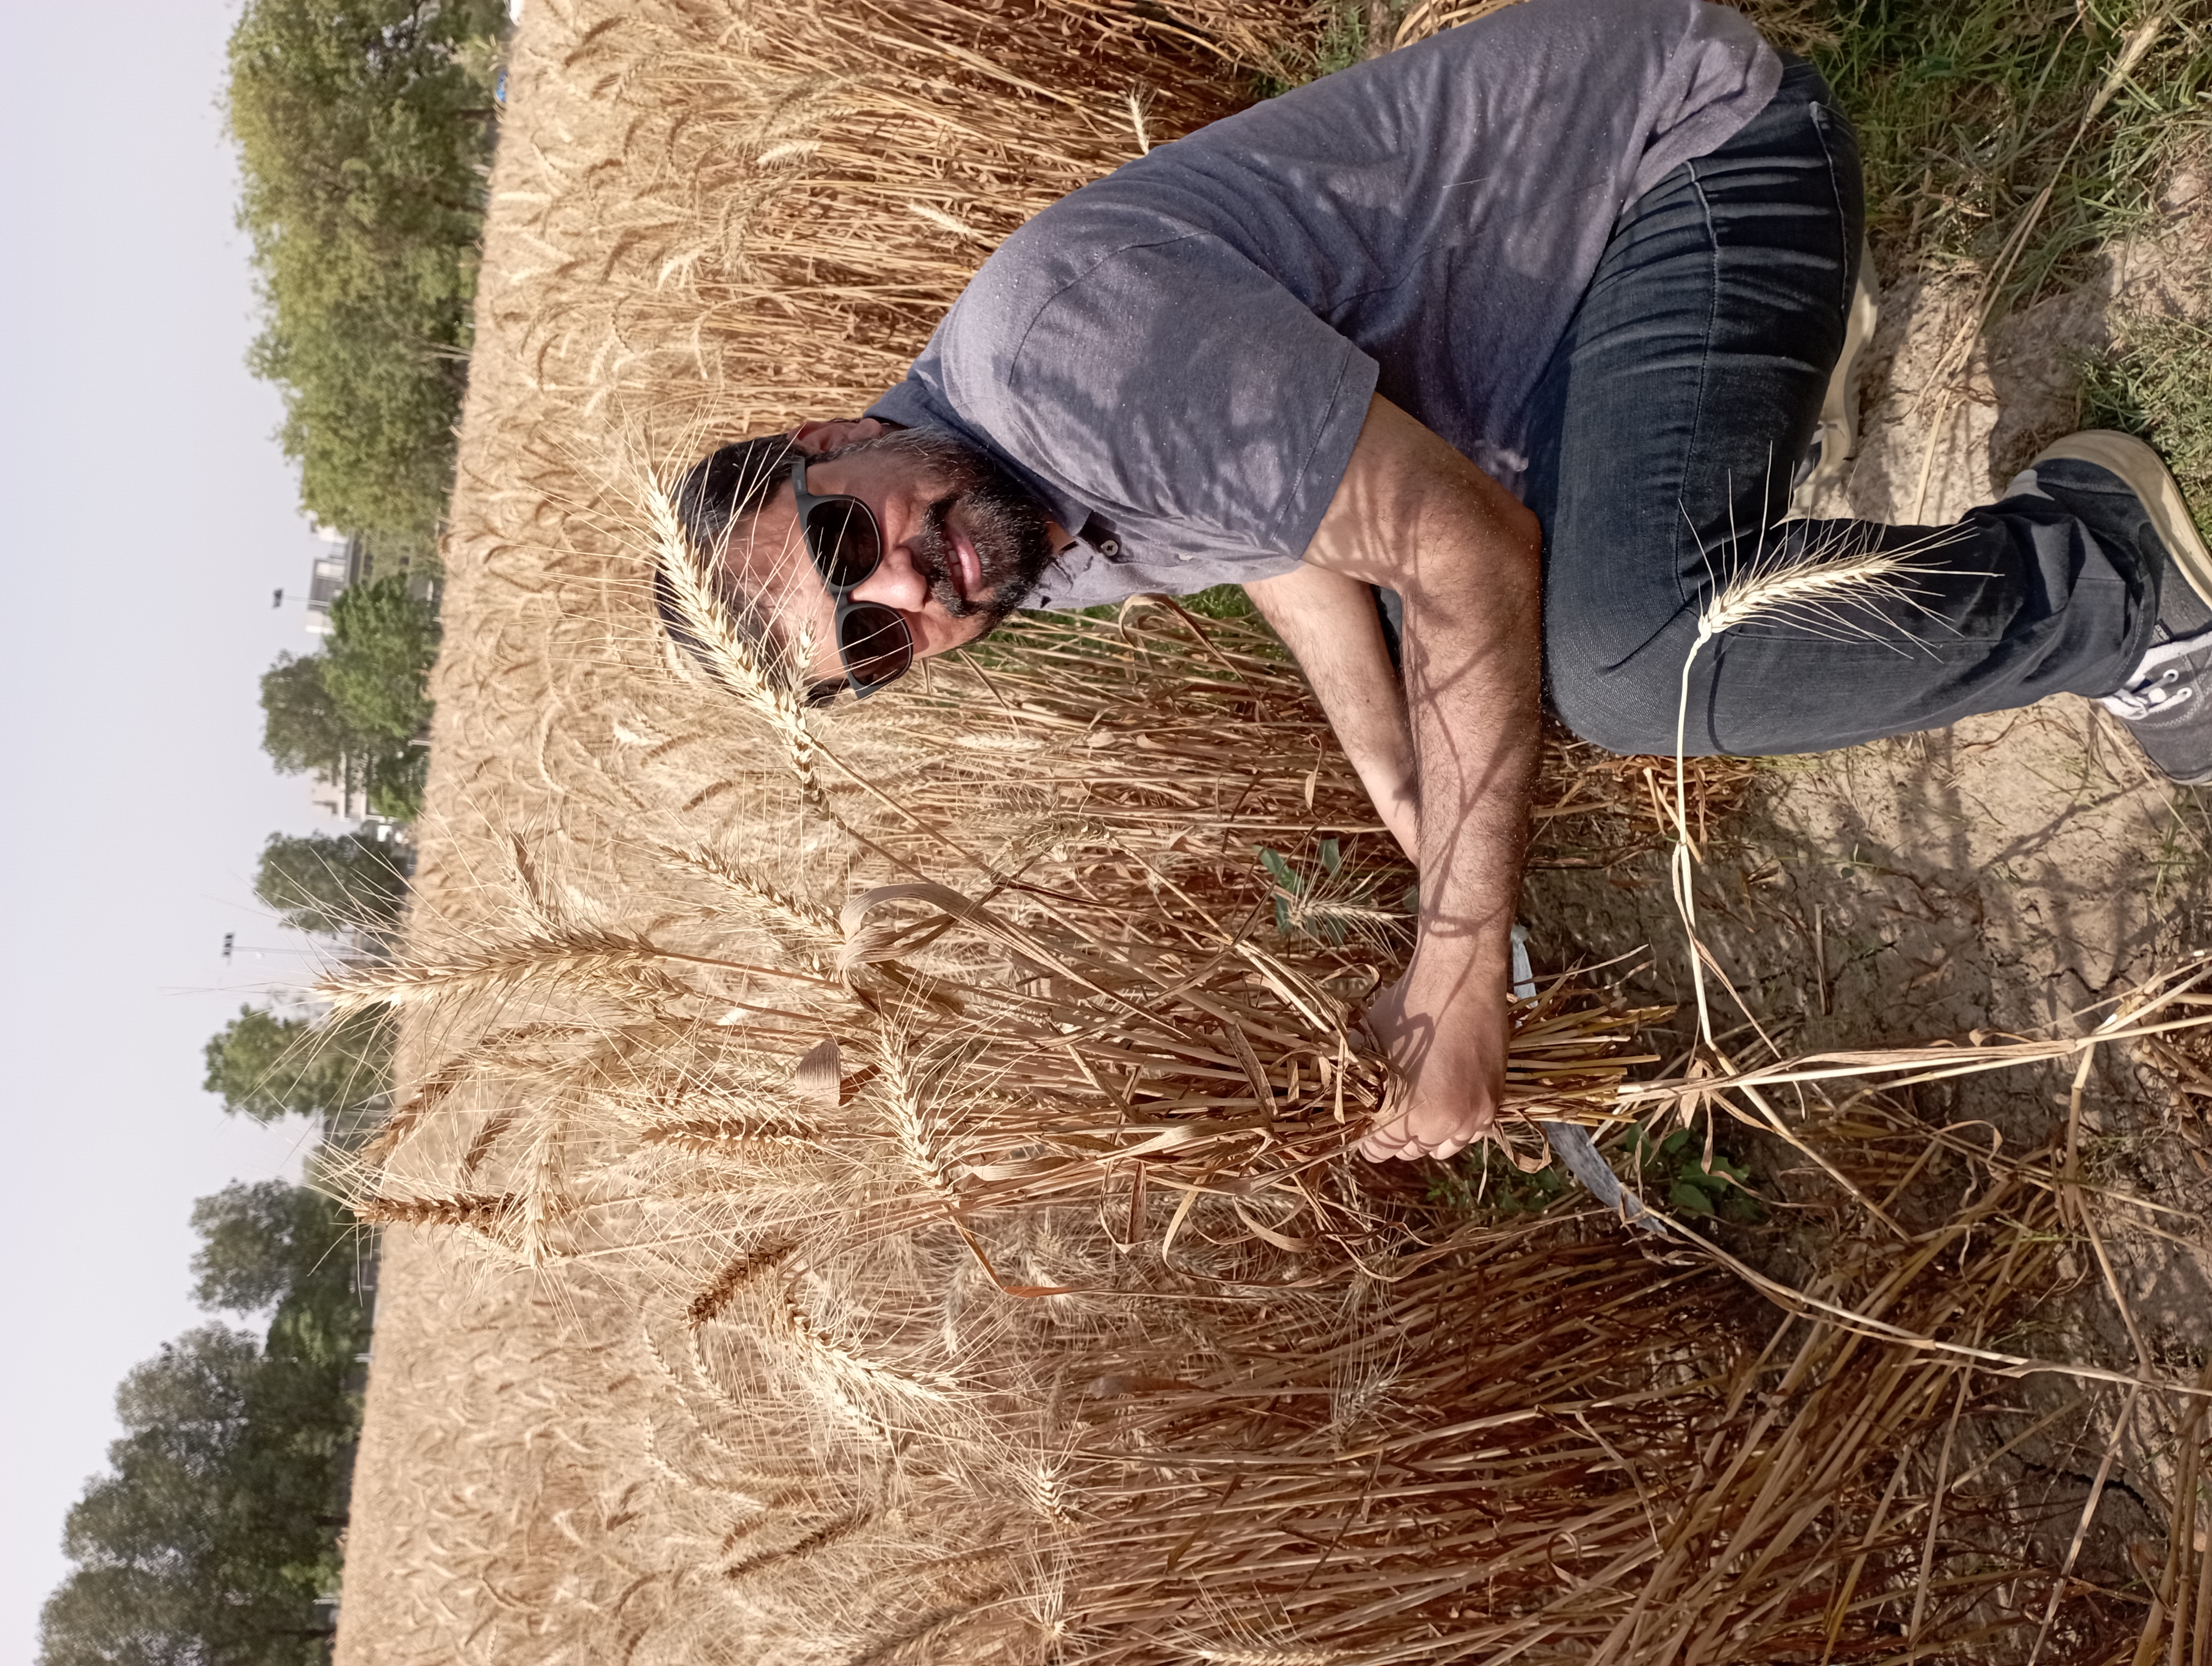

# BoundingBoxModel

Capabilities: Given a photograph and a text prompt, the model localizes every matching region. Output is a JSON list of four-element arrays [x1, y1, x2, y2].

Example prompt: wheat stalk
[[1670, 536, 1932, 1047]]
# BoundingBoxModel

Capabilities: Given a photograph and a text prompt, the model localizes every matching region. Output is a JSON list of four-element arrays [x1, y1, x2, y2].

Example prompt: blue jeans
[[1521, 59, 2167, 757]]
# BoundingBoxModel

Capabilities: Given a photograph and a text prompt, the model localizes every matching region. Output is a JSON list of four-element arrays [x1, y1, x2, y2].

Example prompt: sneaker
[[2098, 633, 2212, 785], [1788, 240, 1880, 516], [2024, 431, 2212, 785]]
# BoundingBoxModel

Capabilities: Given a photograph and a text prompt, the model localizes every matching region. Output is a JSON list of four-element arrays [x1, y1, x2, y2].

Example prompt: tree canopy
[[41, 1183, 368, 1666], [253, 831, 411, 937], [203, 1006, 392, 1124], [192, 1182, 360, 1324], [258, 576, 440, 820], [322, 576, 440, 745], [258, 651, 361, 784], [227, 0, 507, 542]]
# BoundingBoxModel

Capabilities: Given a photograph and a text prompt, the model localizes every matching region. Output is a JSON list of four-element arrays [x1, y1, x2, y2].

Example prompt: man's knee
[[1546, 656, 1682, 758]]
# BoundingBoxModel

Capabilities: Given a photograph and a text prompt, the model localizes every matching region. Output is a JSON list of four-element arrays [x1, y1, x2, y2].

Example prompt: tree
[[364, 749, 429, 822], [40, 1325, 359, 1666], [41, 1184, 370, 1665], [323, 576, 439, 744], [253, 831, 410, 937], [190, 1182, 358, 1322], [258, 651, 364, 783], [258, 594, 438, 820], [202, 1006, 391, 1124], [227, 0, 509, 541]]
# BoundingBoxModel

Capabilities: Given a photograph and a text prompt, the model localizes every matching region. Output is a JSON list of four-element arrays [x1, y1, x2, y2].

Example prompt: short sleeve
[[935, 229, 1379, 562]]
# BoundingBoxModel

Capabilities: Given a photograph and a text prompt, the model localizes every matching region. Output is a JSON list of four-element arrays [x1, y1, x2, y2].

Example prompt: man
[[663, 0, 2212, 1163]]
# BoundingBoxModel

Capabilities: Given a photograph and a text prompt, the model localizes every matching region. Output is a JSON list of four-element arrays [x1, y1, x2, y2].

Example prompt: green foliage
[[1427, 1145, 1570, 1217], [1809, 0, 2212, 307], [2079, 315, 2212, 545], [40, 1327, 363, 1663], [324, 576, 440, 744], [364, 748, 430, 822], [1253, 0, 1367, 97], [227, 0, 507, 542], [1623, 1126, 1766, 1225], [258, 650, 359, 781], [1429, 1126, 1765, 1223], [40, 1178, 369, 1666], [191, 1183, 363, 1355], [254, 830, 411, 937], [203, 1005, 393, 1124], [258, 578, 438, 818]]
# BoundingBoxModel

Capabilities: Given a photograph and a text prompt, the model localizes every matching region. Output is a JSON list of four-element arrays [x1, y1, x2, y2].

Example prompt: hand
[[1356, 971, 1507, 1163]]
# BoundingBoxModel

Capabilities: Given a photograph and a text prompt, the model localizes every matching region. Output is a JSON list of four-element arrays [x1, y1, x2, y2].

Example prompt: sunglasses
[[789, 452, 914, 700]]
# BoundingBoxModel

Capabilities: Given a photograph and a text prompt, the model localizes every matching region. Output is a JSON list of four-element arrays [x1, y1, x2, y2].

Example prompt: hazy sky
[[0, 1, 355, 1655]]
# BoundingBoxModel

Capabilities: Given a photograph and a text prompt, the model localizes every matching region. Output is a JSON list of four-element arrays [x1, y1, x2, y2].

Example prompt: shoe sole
[[2030, 429, 2212, 611], [1789, 241, 1880, 515]]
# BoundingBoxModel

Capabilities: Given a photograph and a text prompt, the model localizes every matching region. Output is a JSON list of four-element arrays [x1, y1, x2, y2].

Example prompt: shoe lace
[[2100, 669, 2197, 721]]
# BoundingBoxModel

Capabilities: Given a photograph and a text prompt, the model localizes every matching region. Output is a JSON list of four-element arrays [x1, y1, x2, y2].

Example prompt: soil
[[1520, 177, 2212, 1585]]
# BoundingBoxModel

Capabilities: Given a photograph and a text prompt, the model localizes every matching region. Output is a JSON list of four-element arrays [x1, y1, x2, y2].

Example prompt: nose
[[847, 540, 929, 613]]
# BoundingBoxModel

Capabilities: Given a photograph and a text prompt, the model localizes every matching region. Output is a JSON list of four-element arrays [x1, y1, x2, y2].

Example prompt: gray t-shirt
[[866, 0, 1782, 609]]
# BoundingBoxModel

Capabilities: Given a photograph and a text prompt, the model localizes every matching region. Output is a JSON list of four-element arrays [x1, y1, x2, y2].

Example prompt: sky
[[0, 1, 355, 1656]]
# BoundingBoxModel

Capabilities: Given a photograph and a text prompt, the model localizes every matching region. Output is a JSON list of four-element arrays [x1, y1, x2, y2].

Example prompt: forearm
[[1394, 514, 1542, 1092], [1297, 394, 1545, 1155], [1242, 565, 1421, 860]]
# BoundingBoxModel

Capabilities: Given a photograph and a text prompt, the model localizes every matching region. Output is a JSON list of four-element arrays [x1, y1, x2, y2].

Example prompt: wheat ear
[[355, 1192, 522, 1231], [658, 844, 839, 938], [1672, 540, 1926, 1046], [642, 467, 825, 803], [687, 1241, 796, 1329]]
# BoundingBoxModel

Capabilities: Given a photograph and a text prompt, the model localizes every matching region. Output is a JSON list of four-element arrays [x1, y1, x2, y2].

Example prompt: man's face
[[715, 420, 1059, 685]]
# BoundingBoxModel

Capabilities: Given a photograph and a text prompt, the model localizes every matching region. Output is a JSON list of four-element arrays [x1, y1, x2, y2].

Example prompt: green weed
[[2079, 313, 2212, 544], [1429, 1124, 1766, 1224], [1809, 0, 2212, 309], [1623, 1126, 1769, 1225]]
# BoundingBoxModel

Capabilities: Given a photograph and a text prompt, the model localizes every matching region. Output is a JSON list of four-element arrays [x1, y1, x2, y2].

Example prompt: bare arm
[[1243, 564, 1421, 862], [1289, 394, 1544, 1161]]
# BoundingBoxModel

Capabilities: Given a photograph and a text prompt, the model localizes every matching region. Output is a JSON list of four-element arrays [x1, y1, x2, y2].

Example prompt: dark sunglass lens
[[839, 603, 914, 691], [806, 501, 880, 588]]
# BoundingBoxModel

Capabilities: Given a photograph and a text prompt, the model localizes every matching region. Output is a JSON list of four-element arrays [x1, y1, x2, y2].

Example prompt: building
[[303, 534, 368, 636]]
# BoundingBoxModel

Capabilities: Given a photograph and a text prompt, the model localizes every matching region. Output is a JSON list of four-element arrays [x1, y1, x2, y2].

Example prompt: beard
[[821, 426, 1057, 627]]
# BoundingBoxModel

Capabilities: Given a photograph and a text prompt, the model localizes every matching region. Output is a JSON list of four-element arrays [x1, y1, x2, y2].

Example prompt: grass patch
[[2079, 313, 2212, 542], [1809, 0, 2212, 307]]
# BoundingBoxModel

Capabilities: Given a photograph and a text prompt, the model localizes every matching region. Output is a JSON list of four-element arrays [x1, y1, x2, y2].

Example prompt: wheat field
[[330, 2, 2211, 1662]]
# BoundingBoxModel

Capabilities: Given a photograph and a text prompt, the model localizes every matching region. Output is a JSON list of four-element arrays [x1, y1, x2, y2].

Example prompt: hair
[[657, 432, 843, 701], [672, 432, 798, 561]]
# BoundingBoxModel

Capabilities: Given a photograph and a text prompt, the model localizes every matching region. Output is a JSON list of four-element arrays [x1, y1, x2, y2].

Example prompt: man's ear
[[792, 417, 887, 454]]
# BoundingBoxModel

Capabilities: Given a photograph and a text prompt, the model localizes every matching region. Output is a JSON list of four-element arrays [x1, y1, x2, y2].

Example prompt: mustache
[[910, 494, 1051, 620], [910, 499, 983, 618]]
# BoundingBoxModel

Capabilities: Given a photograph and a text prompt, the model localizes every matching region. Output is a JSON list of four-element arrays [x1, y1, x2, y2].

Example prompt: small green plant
[[1624, 1125, 1766, 1225], [1256, 840, 1407, 944], [1427, 1143, 1570, 1217], [1253, 0, 1367, 97]]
